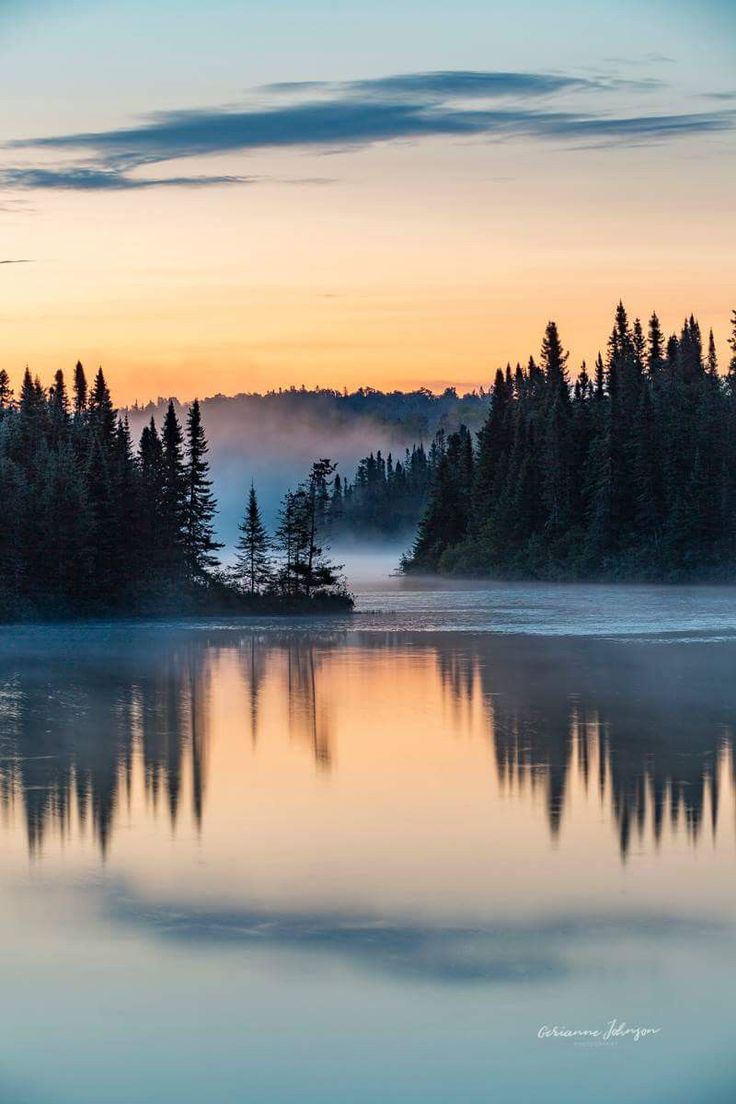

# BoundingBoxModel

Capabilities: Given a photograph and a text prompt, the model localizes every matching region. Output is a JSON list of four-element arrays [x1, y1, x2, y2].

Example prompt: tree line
[[404, 305, 736, 581], [0, 364, 347, 619], [318, 437, 442, 538], [130, 384, 489, 444]]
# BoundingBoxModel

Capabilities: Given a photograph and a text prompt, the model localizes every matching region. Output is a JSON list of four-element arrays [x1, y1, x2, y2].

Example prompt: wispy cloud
[[264, 70, 606, 99], [0, 166, 250, 191], [2, 69, 733, 192], [0, 257, 32, 264]]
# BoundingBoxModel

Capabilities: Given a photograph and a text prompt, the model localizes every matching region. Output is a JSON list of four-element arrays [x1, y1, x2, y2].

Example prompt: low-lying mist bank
[[125, 387, 488, 546], [331, 541, 407, 587]]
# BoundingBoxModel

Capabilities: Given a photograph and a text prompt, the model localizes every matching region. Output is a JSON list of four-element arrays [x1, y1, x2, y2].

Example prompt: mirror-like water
[[1, 581, 735, 1103]]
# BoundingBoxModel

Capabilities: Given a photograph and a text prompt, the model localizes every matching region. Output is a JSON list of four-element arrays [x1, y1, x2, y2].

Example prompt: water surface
[[1, 580, 735, 1103]]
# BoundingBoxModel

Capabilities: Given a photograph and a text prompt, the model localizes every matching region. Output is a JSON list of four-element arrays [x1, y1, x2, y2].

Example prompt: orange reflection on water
[[0, 629, 734, 923]]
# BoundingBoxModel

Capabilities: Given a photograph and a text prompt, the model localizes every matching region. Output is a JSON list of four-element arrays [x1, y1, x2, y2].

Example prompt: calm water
[[1, 579, 736, 1103]]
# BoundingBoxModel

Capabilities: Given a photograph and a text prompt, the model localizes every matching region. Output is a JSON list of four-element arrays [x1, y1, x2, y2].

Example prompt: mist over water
[[126, 395, 438, 548], [333, 541, 407, 586], [350, 578, 736, 639]]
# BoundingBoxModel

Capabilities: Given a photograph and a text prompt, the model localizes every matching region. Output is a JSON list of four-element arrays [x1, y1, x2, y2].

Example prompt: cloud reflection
[[105, 885, 723, 984]]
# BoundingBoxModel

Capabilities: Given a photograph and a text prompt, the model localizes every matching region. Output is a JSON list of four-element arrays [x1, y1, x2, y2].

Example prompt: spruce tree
[[707, 330, 719, 378], [473, 369, 511, 530], [138, 417, 166, 577], [540, 320, 569, 396], [234, 485, 273, 594], [88, 368, 117, 462], [0, 369, 13, 412], [299, 459, 341, 598], [73, 361, 88, 416], [540, 321, 572, 537], [50, 369, 69, 414], [275, 489, 300, 596], [160, 400, 188, 580], [647, 313, 664, 375], [727, 310, 736, 398], [183, 398, 222, 579]]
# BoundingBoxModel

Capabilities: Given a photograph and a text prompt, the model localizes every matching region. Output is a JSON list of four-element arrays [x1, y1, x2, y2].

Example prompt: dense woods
[[0, 365, 349, 619], [404, 305, 736, 581], [130, 384, 489, 445], [322, 437, 442, 538]]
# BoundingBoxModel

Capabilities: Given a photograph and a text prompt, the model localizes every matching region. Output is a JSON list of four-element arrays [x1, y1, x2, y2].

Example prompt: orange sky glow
[[1, 1, 734, 404]]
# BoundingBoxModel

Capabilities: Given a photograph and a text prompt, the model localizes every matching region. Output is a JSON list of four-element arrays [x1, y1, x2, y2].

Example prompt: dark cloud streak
[[12, 102, 734, 162], [264, 70, 604, 99], [0, 167, 250, 191], [2, 69, 733, 192]]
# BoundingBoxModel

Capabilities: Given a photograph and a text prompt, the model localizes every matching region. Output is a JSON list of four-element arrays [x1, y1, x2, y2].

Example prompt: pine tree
[[540, 322, 572, 537], [473, 369, 511, 529], [138, 417, 165, 575], [73, 361, 88, 416], [110, 417, 140, 589], [275, 489, 301, 596], [647, 313, 664, 375], [299, 459, 341, 598], [234, 485, 273, 594], [160, 400, 188, 579], [51, 369, 68, 412], [594, 354, 605, 400], [88, 368, 116, 447], [275, 462, 343, 598], [0, 369, 13, 412], [727, 310, 736, 398], [707, 330, 719, 378], [183, 398, 222, 579], [540, 320, 569, 396]]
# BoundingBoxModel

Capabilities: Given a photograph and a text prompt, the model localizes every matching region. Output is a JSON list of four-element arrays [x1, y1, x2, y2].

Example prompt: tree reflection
[[0, 632, 213, 854], [0, 627, 733, 857], [434, 633, 734, 856]]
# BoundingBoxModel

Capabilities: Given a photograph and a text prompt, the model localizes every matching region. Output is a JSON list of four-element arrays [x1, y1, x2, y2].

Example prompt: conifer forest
[[0, 364, 348, 618], [403, 305, 736, 582]]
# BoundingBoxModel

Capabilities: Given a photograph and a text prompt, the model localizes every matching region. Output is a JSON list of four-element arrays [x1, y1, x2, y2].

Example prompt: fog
[[126, 394, 423, 553], [330, 541, 407, 587]]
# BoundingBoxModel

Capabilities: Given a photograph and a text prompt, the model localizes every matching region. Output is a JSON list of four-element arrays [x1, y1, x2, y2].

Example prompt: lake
[[1, 577, 735, 1103]]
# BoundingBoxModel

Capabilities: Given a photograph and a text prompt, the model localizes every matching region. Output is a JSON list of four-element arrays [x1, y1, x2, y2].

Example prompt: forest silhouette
[[403, 305, 736, 580], [0, 365, 350, 618]]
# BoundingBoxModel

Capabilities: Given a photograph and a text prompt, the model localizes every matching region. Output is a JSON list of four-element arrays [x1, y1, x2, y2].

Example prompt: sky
[[0, 0, 734, 403]]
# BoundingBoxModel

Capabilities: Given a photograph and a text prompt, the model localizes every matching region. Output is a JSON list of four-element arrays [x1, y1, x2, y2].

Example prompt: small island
[[0, 365, 352, 621]]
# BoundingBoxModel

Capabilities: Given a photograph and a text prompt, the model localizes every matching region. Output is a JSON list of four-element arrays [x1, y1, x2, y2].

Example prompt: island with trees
[[0, 365, 351, 620]]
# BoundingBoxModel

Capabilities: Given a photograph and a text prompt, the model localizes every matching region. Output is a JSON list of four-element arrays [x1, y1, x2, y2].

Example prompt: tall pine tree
[[234, 485, 273, 594]]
